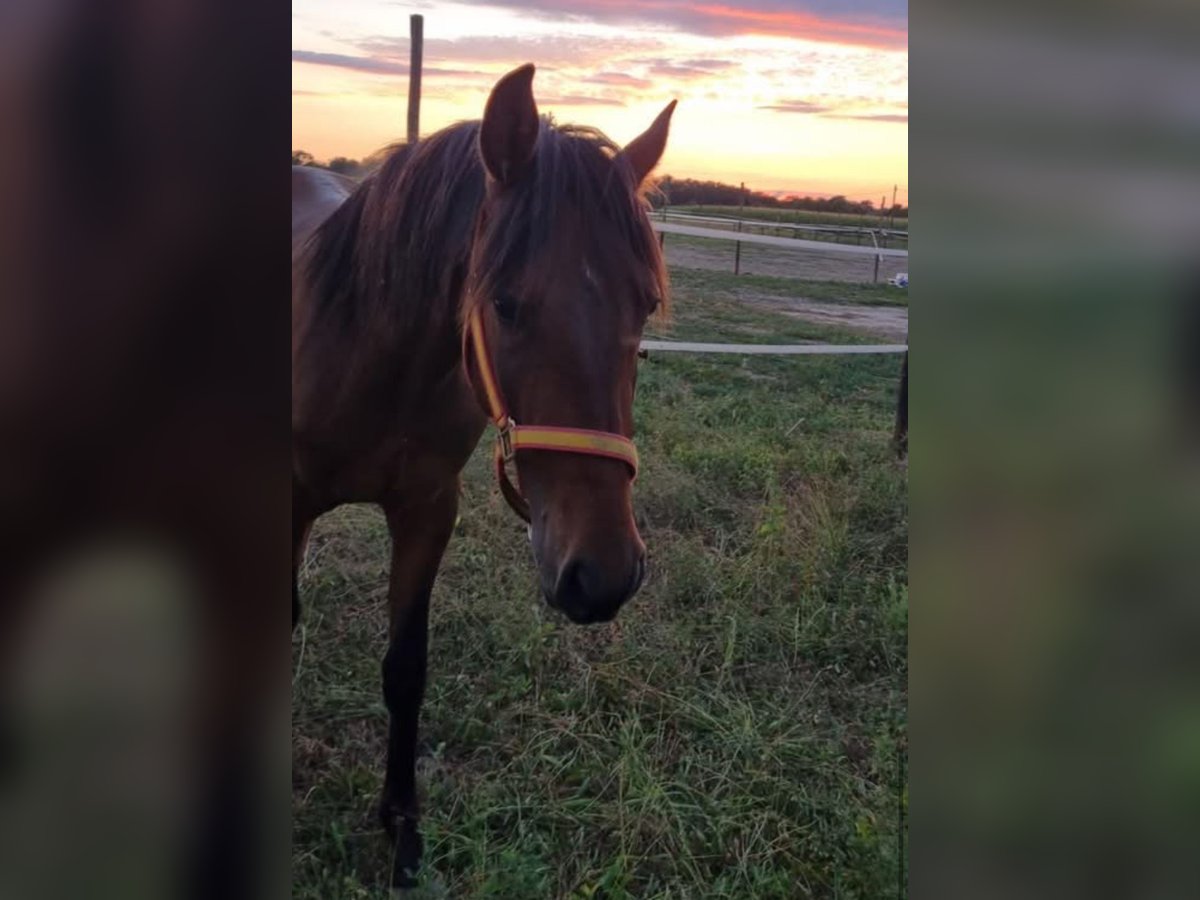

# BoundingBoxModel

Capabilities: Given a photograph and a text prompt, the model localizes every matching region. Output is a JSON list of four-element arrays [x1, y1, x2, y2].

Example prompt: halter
[[463, 306, 639, 523]]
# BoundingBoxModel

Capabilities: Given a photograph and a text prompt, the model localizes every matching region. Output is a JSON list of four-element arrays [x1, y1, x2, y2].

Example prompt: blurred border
[[0, 1, 291, 898], [913, 2, 1200, 897]]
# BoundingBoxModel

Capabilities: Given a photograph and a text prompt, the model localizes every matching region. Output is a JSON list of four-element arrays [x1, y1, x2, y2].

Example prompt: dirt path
[[737, 290, 909, 342]]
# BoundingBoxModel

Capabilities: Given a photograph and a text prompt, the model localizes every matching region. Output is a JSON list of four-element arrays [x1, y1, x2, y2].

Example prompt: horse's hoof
[[391, 867, 419, 891], [388, 816, 422, 890]]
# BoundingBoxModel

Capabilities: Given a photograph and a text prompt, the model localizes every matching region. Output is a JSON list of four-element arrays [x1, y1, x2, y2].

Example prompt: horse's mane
[[302, 116, 667, 355]]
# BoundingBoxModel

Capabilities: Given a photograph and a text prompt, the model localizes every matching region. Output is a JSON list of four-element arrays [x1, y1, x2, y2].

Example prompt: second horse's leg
[[378, 485, 458, 889], [292, 513, 313, 630]]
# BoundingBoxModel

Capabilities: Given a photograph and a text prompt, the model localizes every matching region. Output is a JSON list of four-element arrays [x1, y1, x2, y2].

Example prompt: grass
[[292, 268, 909, 898], [678, 205, 908, 232], [659, 218, 907, 254], [665, 268, 909, 311], [657, 231, 908, 282]]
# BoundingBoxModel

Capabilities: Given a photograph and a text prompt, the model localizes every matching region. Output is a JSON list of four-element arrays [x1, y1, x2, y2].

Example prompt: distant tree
[[292, 149, 314, 166], [326, 156, 363, 177]]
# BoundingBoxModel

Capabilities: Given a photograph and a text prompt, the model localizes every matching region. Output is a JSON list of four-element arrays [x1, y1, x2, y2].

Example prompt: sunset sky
[[292, 0, 907, 203]]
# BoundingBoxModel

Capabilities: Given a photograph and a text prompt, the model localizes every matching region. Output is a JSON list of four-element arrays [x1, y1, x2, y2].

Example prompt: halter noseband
[[464, 306, 639, 523]]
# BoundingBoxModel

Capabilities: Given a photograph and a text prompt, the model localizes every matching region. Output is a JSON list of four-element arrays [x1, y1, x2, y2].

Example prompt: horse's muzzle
[[548, 551, 646, 624]]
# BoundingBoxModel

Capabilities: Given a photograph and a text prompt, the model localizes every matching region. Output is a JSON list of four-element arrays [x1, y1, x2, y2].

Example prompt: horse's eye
[[493, 292, 518, 325]]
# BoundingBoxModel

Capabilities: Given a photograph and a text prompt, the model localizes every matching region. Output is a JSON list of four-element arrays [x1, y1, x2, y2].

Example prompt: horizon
[[292, 1, 908, 204], [291, 148, 907, 207]]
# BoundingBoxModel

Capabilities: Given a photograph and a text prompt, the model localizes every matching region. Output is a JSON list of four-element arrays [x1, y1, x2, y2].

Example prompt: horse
[[291, 64, 676, 887]]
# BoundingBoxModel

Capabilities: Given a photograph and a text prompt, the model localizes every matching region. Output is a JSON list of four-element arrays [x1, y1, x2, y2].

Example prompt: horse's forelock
[[466, 119, 668, 320]]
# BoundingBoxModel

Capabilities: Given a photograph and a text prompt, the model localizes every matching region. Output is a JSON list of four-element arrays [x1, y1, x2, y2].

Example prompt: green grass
[[292, 269, 909, 898], [679, 205, 908, 231], [658, 232, 907, 284], [666, 268, 909, 311]]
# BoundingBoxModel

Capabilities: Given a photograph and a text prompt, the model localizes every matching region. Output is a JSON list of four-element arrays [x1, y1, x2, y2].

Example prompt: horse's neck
[[295, 254, 459, 428], [355, 216, 465, 398]]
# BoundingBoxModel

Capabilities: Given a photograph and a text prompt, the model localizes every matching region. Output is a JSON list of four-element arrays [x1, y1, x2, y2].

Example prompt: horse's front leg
[[378, 484, 458, 889]]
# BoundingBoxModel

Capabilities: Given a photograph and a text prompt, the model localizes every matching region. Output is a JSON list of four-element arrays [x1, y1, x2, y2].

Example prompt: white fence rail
[[641, 340, 907, 355], [652, 221, 908, 258], [659, 210, 908, 242]]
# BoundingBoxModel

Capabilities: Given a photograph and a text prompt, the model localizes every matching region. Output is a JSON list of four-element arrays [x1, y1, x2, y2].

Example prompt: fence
[[641, 340, 906, 355], [651, 219, 908, 282], [658, 209, 908, 246]]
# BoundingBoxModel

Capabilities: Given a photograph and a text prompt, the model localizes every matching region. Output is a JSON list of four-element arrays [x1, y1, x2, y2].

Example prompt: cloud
[[759, 100, 834, 114], [677, 58, 738, 70], [293, 50, 409, 75], [828, 113, 908, 123], [647, 63, 734, 80], [292, 50, 483, 79], [538, 95, 626, 107], [630, 56, 740, 81], [584, 72, 654, 89], [435, 1, 907, 50], [356, 34, 666, 70], [760, 94, 906, 123]]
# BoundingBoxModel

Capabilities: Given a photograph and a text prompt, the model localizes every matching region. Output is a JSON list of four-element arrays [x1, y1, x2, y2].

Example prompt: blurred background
[[0, 1, 290, 898], [913, 2, 1200, 897]]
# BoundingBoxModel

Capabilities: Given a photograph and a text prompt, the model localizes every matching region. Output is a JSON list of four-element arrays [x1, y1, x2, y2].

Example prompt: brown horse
[[291, 64, 675, 887]]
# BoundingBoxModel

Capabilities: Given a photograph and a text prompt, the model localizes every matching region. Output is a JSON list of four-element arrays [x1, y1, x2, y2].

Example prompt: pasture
[[660, 232, 907, 287], [680, 205, 909, 231], [292, 267, 909, 898]]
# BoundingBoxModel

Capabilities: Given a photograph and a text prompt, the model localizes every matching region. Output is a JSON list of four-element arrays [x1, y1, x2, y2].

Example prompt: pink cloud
[[435, 1, 907, 50], [357, 34, 666, 70], [646, 63, 735, 80], [291, 50, 483, 79], [760, 95, 907, 123]]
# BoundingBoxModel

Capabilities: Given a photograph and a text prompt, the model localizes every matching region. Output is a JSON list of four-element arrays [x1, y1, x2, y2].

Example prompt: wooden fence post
[[893, 351, 908, 458], [734, 181, 745, 274], [406, 15, 423, 145]]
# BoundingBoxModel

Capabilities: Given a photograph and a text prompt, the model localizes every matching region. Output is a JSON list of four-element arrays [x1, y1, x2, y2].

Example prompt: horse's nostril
[[554, 554, 643, 624], [558, 559, 585, 598], [632, 553, 647, 593]]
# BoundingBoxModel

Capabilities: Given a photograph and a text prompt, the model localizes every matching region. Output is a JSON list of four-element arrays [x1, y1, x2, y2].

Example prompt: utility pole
[[406, 14, 424, 145], [890, 183, 897, 230]]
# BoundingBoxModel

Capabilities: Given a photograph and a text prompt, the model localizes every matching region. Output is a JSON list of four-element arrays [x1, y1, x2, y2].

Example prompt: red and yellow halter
[[464, 306, 639, 522]]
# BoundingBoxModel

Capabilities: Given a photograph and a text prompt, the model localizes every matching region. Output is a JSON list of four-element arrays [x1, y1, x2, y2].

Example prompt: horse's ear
[[621, 100, 677, 186], [479, 63, 539, 186]]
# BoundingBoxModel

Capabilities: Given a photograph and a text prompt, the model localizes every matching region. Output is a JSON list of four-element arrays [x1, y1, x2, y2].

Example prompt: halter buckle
[[497, 417, 516, 462]]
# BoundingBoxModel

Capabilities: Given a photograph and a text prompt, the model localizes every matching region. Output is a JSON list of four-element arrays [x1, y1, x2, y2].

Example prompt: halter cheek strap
[[464, 306, 639, 523]]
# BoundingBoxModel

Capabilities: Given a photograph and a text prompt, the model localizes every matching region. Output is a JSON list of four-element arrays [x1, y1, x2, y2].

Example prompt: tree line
[[292, 150, 908, 216], [654, 175, 906, 216], [292, 150, 371, 178]]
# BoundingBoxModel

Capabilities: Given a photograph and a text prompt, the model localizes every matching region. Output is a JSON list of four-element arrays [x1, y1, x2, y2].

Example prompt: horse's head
[[465, 64, 674, 624]]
